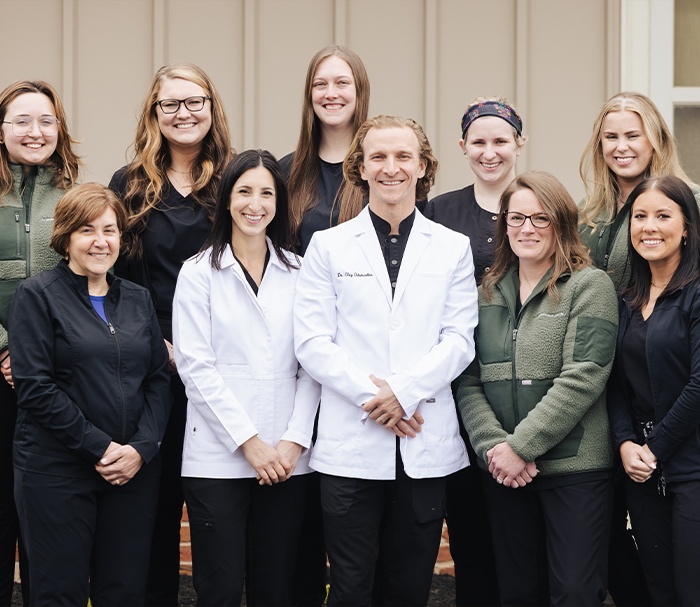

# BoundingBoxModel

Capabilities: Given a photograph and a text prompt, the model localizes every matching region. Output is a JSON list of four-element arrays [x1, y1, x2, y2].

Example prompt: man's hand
[[362, 374, 407, 429], [241, 435, 291, 486]]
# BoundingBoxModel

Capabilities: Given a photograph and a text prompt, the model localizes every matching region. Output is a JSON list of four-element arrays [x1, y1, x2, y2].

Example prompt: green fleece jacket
[[455, 264, 618, 476], [0, 165, 63, 350]]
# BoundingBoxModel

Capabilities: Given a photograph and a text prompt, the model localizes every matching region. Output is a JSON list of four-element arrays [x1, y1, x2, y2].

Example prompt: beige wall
[[0, 0, 619, 201]]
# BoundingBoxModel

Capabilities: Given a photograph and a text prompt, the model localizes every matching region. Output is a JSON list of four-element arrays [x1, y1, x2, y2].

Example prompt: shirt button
[[487, 237, 493, 243], [391, 281, 397, 288], [485, 266, 491, 272], [391, 237, 398, 244], [391, 259, 398, 265], [491, 215, 497, 221]]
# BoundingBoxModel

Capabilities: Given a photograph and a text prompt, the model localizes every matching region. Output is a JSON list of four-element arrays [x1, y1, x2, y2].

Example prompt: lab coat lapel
[[355, 209, 393, 307], [392, 213, 430, 309]]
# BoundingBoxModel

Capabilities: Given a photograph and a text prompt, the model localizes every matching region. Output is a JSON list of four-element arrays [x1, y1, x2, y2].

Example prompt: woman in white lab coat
[[172, 149, 320, 607]]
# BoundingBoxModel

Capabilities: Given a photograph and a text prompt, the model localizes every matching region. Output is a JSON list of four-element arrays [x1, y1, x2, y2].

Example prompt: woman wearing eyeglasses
[[0, 80, 80, 606], [456, 171, 618, 605], [109, 64, 233, 607]]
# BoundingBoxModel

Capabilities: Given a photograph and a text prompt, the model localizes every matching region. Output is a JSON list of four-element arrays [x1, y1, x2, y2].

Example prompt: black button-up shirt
[[369, 208, 415, 297]]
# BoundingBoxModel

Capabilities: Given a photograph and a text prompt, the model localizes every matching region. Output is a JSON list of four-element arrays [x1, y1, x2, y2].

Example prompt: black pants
[[0, 380, 28, 607], [607, 464, 650, 606], [445, 427, 500, 607], [320, 465, 446, 607], [145, 374, 186, 607], [14, 462, 160, 607], [184, 474, 310, 607], [483, 471, 612, 607], [626, 475, 700, 607]]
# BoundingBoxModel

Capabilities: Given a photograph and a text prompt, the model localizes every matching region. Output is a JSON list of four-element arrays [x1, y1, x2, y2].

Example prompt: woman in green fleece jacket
[[456, 171, 618, 606], [0, 80, 80, 605]]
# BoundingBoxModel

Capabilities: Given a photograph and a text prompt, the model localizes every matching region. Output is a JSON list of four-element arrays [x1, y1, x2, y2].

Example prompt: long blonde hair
[[0, 80, 80, 199], [287, 46, 370, 232], [579, 91, 692, 229], [121, 64, 232, 256]]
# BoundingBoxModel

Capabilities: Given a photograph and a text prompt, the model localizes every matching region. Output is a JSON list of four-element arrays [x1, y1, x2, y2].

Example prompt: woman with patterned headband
[[423, 97, 526, 607]]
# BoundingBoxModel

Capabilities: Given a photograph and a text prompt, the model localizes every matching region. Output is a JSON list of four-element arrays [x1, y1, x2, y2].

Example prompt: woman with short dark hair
[[10, 183, 170, 606]]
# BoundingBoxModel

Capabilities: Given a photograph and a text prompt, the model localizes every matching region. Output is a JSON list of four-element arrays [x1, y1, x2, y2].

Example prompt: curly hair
[[342, 115, 438, 205]]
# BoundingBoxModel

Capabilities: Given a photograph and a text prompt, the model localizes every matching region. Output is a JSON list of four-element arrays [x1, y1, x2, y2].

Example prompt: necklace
[[167, 168, 193, 190], [651, 280, 669, 289]]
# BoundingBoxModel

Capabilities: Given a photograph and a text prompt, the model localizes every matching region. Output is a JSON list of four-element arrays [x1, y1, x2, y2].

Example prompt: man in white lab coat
[[294, 115, 478, 607]]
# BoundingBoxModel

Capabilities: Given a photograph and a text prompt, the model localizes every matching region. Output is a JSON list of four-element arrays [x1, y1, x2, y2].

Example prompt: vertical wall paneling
[[243, 0, 258, 149], [334, 0, 348, 45], [62, 0, 76, 131], [424, 0, 440, 191], [152, 0, 167, 72], [515, 0, 531, 174], [606, 0, 622, 98]]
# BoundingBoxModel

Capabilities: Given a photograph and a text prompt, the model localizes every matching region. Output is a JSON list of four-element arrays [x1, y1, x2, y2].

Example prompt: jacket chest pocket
[[0, 205, 26, 261], [477, 305, 512, 364]]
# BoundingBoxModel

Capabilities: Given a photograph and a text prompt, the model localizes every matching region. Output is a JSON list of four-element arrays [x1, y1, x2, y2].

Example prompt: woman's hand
[[275, 440, 303, 477], [164, 339, 177, 374], [0, 352, 13, 388], [241, 435, 291, 486], [620, 440, 656, 483], [95, 442, 144, 486], [487, 441, 532, 488]]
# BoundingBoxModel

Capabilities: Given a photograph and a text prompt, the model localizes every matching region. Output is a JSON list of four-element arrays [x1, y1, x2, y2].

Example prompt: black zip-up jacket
[[9, 260, 170, 477], [608, 284, 700, 483]]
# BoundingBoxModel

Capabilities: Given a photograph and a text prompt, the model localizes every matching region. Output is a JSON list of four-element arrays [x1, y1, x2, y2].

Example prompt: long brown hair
[[483, 171, 591, 301], [0, 80, 80, 198], [287, 46, 370, 233], [579, 91, 692, 229], [121, 64, 233, 256]]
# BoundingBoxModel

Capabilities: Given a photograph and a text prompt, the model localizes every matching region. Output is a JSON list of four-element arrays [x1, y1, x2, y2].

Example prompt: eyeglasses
[[504, 211, 552, 229], [154, 96, 211, 114], [2, 115, 60, 137]]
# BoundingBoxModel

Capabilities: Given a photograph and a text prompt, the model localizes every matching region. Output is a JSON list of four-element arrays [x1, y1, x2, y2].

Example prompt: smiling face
[[230, 164, 277, 243], [66, 207, 120, 284], [0, 92, 58, 166], [461, 115, 520, 187], [311, 55, 357, 131], [360, 126, 426, 212], [155, 77, 212, 153], [601, 110, 654, 192], [506, 188, 556, 273], [630, 188, 686, 272]]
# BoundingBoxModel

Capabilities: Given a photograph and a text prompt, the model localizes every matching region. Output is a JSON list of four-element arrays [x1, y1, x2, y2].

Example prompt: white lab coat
[[294, 207, 478, 480], [173, 241, 320, 479]]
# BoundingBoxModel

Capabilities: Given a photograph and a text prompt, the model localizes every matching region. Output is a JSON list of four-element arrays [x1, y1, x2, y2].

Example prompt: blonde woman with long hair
[[579, 91, 696, 294], [109, 63, 232, 606]]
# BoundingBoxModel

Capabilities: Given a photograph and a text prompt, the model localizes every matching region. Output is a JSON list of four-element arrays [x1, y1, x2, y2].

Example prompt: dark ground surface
[[11, 574, 457, 606]]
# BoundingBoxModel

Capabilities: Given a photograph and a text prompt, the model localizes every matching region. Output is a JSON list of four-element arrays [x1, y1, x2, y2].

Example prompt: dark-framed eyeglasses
[[154, 96, 211, 114], [2, 115, 60, 137], [504, 211, 552, 229]]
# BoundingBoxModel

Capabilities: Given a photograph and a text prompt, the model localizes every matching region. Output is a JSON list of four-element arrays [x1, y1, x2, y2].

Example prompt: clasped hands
[[487, 441, 539, 488], [96, 441, 144, 486], [241, 436, 303, 486], [619, 440, 657, 483], [362, 374, 424, 438]]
